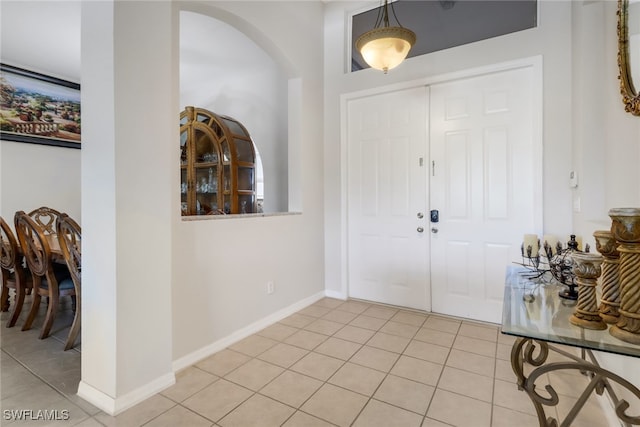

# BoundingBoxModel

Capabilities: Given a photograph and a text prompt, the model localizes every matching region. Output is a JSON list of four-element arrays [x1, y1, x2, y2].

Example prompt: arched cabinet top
[[180, 106, 256, 216]]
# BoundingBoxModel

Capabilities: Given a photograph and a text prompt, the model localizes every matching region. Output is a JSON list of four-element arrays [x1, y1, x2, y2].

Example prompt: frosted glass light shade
[[356, 26, 416, 73]]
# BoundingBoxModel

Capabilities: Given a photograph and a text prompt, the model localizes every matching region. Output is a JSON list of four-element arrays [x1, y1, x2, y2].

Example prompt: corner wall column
[[78, 0, 176, 414]]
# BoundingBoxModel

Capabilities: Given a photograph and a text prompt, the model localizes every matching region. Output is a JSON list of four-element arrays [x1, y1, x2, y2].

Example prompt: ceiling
[[0, 1, 81, 81]]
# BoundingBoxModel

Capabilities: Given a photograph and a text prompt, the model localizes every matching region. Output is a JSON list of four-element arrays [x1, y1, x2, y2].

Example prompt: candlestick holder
[[593, 230, 621, 324], [569, 252, 607, 330], [608, 208, 640, 345], [516, 238, 548, 280], [515, 238, 550, 301], [517, 243, 549, 278]]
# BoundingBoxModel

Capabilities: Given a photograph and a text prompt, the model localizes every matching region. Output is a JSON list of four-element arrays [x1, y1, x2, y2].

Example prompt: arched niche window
[[180, 10, 290, 214]]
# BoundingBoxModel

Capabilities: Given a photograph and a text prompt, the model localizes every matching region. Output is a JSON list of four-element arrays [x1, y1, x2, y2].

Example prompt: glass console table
[[501, 265, 640, 426]]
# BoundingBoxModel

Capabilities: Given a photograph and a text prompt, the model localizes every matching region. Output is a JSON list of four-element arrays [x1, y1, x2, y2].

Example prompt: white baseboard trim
[[172, 290, 326, 372], [77, 371, 175, 416], [324, 289, 347, 300]]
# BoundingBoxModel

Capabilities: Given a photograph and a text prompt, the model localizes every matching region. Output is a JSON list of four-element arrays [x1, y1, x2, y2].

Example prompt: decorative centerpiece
[[517, 234, 589, 301], [608, 208, 640, 344], [547, 235, 589, 300]]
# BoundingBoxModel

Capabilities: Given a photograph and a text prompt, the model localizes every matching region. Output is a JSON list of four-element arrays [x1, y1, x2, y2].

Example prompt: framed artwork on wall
[[0, 63, 81, 149]]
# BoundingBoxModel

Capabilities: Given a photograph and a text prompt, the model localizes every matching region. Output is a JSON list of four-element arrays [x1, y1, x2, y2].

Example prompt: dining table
[[45, 234, 65, 263], [46, 234, 61, 254]]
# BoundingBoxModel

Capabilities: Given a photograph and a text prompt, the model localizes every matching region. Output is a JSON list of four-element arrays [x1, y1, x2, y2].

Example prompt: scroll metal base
[[510, 337, 640, 427]]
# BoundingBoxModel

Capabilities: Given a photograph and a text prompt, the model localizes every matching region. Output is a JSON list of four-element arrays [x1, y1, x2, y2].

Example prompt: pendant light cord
[[373, 0, 406, 29]]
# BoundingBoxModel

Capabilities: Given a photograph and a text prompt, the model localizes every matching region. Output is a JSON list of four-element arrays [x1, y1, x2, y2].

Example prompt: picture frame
[[0, 63, 81, 149]]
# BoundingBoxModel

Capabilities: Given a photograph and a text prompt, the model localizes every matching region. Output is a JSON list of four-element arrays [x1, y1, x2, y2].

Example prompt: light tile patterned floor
[[1, 297, 611, 426]]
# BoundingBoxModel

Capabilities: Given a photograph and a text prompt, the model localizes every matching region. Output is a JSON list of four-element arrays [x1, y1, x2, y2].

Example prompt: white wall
[[171, 1, 325, 364], [323, 0, 640, 392], [0, 141, 80, 221], [1, 1, 326, 403], [323, 0, 574, 295], [570, 0, 640, 392], [0, 1, 81, 222]]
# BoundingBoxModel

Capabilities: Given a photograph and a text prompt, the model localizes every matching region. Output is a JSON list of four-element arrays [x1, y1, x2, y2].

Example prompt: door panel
[[347, 87, 429, 311], [445, 132, 470, 219], [430, 67, 538, 323]]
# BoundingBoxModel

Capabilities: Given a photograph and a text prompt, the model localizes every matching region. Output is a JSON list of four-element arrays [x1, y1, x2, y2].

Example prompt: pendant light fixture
[[356, 0, 416, 74]]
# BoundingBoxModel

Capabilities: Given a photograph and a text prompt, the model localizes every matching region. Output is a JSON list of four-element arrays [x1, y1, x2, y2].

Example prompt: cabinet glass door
[[193, 128, 220, 215]]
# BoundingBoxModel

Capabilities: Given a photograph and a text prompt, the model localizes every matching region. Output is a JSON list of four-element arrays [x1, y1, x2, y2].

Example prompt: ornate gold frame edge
[[618, 0, 640, 116]]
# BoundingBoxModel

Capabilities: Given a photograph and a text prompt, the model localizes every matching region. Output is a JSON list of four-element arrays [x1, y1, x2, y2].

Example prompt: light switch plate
[[569, 171, 578, 188]]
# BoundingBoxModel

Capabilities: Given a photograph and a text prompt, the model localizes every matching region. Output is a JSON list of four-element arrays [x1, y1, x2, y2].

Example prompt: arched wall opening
[[179, 8, 296, 214]]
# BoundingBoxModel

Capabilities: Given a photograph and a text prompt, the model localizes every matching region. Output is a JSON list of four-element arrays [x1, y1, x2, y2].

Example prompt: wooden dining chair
[[28, 206, 61, 236], [14, 211, 74, 340], [28, 206, 66, 265], [56, 214, 81, 350], [0, 216, 33, 327]]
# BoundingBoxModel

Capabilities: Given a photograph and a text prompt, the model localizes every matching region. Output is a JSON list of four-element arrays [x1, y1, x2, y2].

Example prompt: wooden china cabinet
[[180, 106, 256, 215]]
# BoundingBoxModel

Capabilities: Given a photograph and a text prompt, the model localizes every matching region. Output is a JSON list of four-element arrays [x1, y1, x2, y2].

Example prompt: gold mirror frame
[[618, 0, 640, 116]]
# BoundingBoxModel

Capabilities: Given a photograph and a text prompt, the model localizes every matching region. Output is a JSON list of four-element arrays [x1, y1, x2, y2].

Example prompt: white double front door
[[347, 65, 539, 323]]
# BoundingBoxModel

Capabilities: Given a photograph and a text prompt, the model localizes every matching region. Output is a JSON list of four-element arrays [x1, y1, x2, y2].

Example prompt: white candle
[[523, 234, 539, 257], [543, 234, 559, 255]]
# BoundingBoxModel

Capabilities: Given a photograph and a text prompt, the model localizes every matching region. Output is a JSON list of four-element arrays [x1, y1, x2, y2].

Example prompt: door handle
[[417, 227, 424, 233], [431, 227, 438, 234]]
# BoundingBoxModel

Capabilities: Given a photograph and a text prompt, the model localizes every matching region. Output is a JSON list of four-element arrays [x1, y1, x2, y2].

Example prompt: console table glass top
[[501, 265, 640, 358]]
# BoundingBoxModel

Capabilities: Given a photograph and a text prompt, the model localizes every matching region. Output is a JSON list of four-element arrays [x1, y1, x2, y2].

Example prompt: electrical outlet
[[266, 281, 275, 294]]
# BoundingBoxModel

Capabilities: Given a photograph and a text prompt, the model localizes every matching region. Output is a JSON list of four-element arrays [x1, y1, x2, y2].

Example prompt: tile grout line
[[217, 311, 344, 426], [229, 301, 397, 426], [344, 310, 434, 426], [301, 302, 499, 426], [0, 347, 95, 423]]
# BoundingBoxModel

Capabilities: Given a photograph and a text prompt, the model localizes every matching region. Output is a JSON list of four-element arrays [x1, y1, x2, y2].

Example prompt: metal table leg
[[510, 337, 640, 427]]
